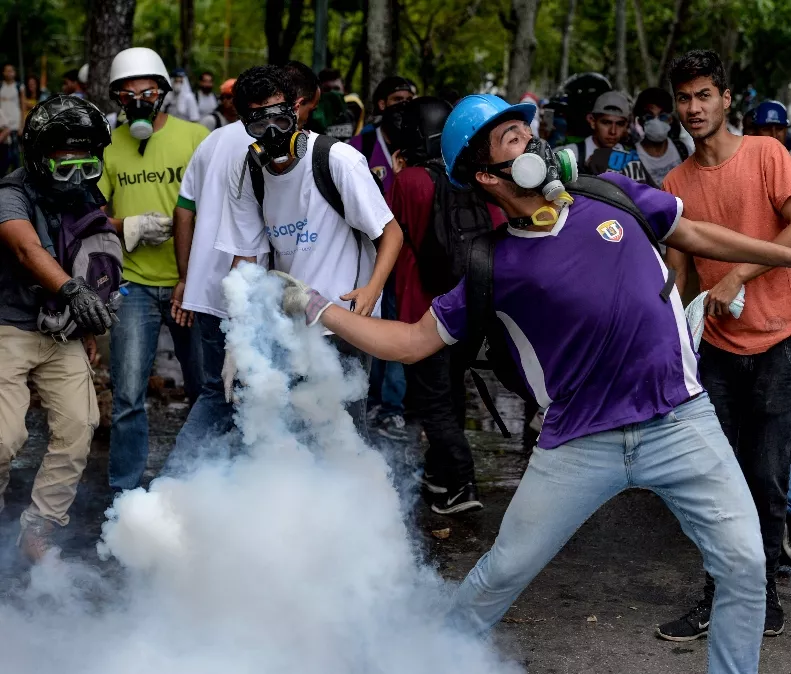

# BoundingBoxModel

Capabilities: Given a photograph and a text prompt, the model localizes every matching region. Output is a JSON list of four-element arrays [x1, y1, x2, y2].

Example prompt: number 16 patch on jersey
[[597, 219, 624, 243]]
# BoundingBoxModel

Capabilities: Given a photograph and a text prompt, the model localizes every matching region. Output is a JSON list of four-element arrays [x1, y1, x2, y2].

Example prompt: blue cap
[[441, 94, 537, 188], [754, 100, 789, 127]]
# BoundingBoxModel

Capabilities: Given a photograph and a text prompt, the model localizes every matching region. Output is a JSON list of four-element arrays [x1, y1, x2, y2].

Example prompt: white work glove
[[123, 212, 173, 252], [269, 270, 333, 327], [222, 348, 237, 403]]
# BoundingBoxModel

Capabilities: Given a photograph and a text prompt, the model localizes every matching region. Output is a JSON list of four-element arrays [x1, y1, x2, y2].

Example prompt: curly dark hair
[[233, 65, 296, 119], [669, 50, 728, 95]]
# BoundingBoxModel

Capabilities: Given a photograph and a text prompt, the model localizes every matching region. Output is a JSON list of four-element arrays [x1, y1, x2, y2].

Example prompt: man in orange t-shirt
[[660, 49, 791, 642]]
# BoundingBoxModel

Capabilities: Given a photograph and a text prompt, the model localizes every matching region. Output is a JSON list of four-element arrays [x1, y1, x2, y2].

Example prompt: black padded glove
[[57, 277, 114, 336]]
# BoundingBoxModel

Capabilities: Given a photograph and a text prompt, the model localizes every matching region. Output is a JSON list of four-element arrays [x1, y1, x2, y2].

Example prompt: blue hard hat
[[441, 94, 537, 187], [754, 100, 789, 127]]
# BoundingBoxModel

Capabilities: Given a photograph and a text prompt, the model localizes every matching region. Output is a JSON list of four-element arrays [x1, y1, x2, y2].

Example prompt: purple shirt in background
[[431, 173, 701, 449], [349, 127, 395, 195]]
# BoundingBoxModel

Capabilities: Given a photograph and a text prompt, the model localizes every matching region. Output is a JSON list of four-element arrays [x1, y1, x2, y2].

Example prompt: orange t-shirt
[[664, 136, 791, 355]]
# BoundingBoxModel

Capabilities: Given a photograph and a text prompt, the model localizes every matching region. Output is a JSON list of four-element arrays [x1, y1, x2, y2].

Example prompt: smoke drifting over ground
[[0, 264, 520, 674]]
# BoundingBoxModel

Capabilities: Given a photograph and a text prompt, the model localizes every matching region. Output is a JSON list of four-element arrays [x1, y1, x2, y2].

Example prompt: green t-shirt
[[99, 115, 209, 286]]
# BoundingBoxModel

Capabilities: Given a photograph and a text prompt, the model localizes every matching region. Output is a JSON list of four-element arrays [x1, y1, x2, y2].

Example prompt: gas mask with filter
[[244, 102, 308, 168], [483, 138, 578, 226]]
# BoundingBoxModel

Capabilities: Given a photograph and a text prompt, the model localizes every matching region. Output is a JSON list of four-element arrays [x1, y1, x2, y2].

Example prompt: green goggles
[[46, 155, 103, 182]]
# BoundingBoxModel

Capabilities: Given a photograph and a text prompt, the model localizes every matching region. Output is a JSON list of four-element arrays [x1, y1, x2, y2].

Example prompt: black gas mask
[[244, 102, 308, 167]]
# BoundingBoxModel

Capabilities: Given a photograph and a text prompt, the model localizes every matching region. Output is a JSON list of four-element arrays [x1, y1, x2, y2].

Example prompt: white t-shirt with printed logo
[[179, 120, 253, 318], [215, 132, 393, 317]]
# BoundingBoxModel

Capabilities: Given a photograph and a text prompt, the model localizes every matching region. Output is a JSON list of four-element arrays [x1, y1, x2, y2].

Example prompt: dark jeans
[[368, 278, 406, 418], [109, 282, 203, 490], [405, 346, 475, 489], [329, 335, 372, 443], [700, 337, 791, 599], [170, 313, 236, 469]]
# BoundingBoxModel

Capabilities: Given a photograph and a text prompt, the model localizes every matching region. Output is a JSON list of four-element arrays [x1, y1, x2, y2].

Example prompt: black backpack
[[246, 134, 364, 290], [400, 160, 493, 297], [464, 175, 677, 437]]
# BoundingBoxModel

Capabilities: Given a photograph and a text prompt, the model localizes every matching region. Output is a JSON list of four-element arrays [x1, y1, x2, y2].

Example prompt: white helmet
[[108, 47, 172, 92], [78, 63, 89, 85]]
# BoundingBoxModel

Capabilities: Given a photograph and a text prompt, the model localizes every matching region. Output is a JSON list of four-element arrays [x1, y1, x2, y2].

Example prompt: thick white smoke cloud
[[0, 263, 521, 674]]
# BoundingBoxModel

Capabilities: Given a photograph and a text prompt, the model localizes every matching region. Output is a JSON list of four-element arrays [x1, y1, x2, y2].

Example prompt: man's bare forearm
[[366, 219, 403, 291], [320, 305, 444, 364], [173, 206, 196, 282], [666, 217, 791, 268], [0, 219, 71, 292]]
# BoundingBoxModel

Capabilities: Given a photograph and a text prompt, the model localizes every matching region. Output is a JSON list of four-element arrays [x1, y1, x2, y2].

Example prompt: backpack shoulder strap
[[672, 138, 689, 161], [245, 151, 266, 207], [464, 228, 502, 363], [576, 140, 587, 162], [361, 129, 377, 162], [312, 134, 364, 293], [465, 226, 512, 437], [312, 134, 345, 219], [566, 175, 676, 301]]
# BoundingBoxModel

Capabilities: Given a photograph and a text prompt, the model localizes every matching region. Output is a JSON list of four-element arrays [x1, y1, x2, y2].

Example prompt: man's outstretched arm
[[666, 216, 791, 268], [320, 305, 445, 364]]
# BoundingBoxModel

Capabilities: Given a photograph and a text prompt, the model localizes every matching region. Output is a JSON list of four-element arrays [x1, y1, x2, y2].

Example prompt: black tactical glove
[[57, 277, 114, 336]]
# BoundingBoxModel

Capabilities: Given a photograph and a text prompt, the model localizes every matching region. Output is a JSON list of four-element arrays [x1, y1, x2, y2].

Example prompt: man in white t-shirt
[[196, 71, 218, 117], [214, 65, 403, 438], [168, 119, 252, 461]]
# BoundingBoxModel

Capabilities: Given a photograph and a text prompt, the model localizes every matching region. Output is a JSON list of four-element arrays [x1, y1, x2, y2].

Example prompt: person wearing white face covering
[[633, 87, 690, 188], [162, 69, 200, 123]]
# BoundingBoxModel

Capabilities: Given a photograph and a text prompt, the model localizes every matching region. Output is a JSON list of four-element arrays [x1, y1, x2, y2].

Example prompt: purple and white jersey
[[431, 173, 701, 449]]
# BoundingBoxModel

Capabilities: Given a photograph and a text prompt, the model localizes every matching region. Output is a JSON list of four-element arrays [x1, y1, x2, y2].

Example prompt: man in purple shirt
[[270, 95, 791, 673]]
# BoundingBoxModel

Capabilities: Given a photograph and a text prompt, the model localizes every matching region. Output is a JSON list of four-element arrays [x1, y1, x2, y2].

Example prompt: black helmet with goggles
[[22, 95, 111, 195]]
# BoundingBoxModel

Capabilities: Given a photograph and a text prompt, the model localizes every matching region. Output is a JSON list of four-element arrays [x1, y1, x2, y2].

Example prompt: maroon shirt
[[388, 166, 506, 324]]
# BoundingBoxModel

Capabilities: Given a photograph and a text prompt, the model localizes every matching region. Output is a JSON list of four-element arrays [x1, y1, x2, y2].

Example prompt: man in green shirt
[[99, 47, 209, 491]]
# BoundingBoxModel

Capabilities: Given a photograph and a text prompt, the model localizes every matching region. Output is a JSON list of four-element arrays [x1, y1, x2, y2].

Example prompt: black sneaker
[[656, 599, 711, 641], [431, 482, 483, 515], [419, 471, 447, 495], [765, 580, 785, 637]]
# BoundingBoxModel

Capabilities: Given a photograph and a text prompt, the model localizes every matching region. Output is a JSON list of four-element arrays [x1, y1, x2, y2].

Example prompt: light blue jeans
[[449, 394, 765, 674], [109, 282, 203, 491]]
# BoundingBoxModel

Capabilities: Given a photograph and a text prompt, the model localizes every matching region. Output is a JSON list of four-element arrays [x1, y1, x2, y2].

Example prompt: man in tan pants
[[0, 330, 99, 542], [0, 95, 115, 561]]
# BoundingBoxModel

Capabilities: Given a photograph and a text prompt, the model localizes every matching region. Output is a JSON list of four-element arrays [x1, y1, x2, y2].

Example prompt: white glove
[[222, 349, 237, 403], [123, 212, 173, 252], [270, 270, 333, 327]]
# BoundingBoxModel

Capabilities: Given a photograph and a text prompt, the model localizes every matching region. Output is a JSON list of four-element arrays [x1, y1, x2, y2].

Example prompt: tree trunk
[[656, 0, 690, 87], [265, 0, 306, 66], [558, 0, 576, 85], [86, 0, 136, 112], [366, 0, 394, 104], [631, 0, 655, 86], [179, 0, 195, 72], [614, 0, 627, 91], [506, 0, 540, 102], [313, 0, 329, 72]]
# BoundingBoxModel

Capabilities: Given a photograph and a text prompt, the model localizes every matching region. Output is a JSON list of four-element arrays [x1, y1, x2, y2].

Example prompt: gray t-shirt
[[0, 169, 46, 330]]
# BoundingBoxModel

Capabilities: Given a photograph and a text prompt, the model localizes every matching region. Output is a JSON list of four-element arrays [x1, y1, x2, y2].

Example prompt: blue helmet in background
[[754, 100, 789, 127], [441, 94, 537, 188]]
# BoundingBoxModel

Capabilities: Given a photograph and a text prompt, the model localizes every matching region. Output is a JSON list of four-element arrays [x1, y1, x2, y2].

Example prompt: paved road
[[1, 390, 789, 673]]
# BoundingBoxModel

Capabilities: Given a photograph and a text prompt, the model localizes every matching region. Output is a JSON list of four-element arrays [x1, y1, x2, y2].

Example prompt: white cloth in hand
[[123, 212, 173, 252], [685, 285, 745, 351]]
